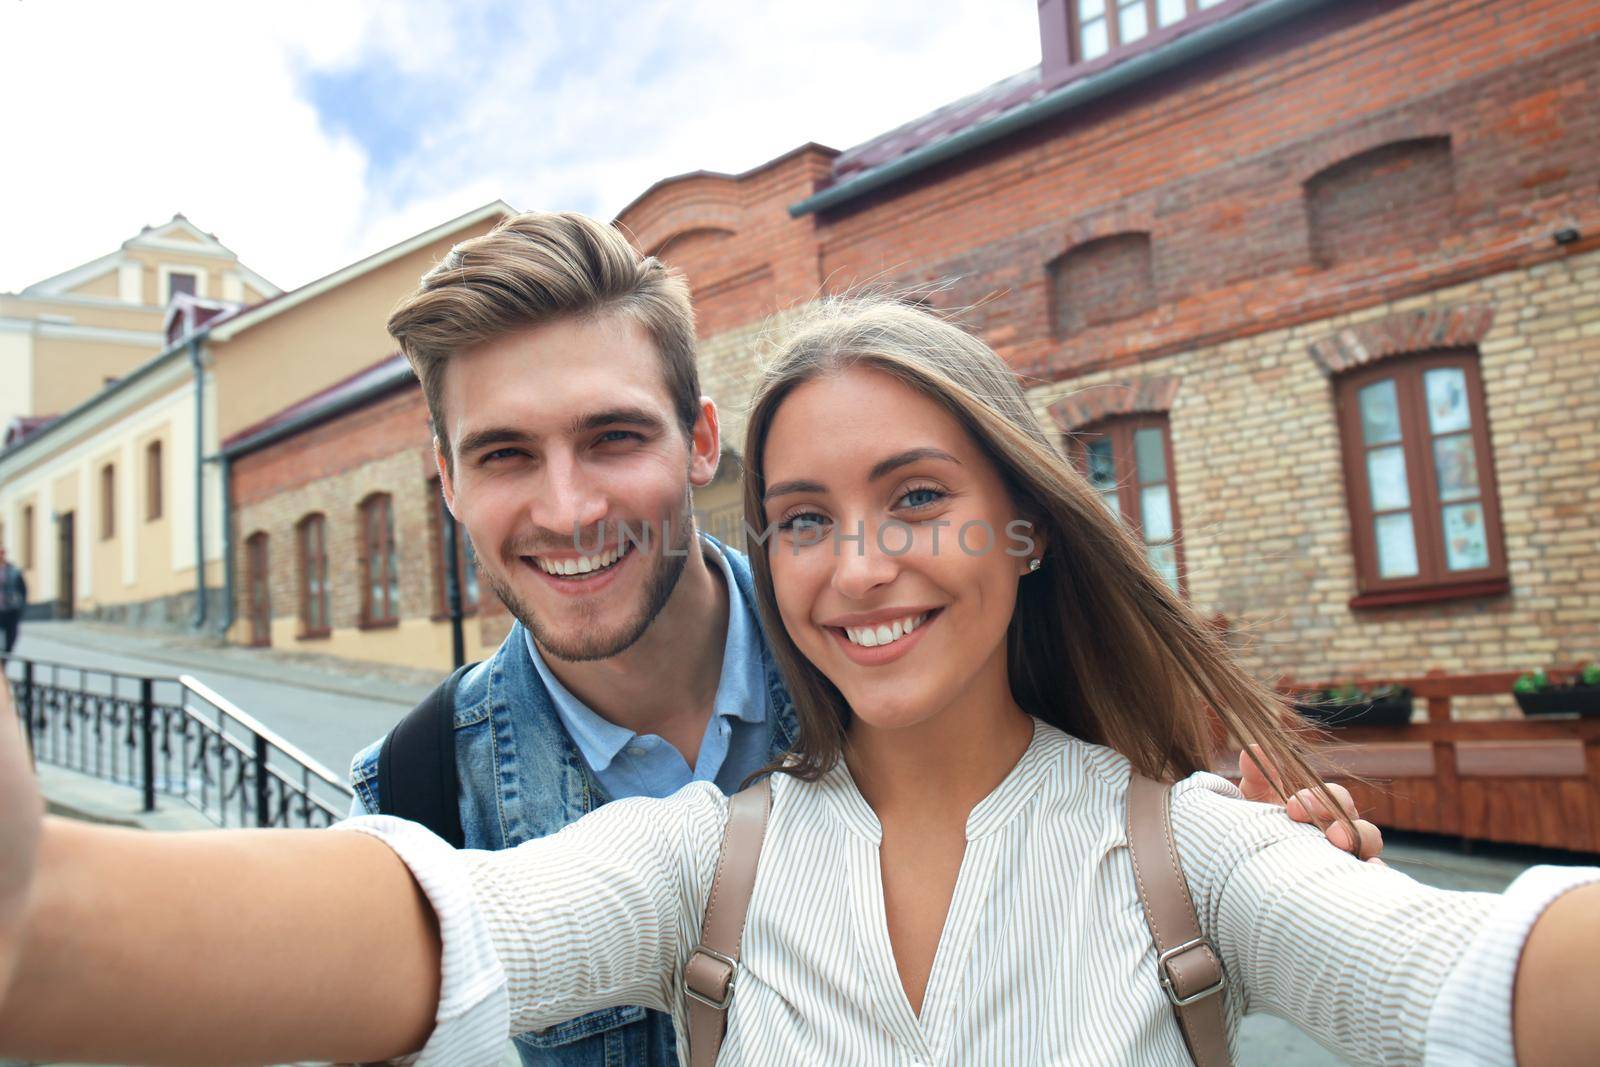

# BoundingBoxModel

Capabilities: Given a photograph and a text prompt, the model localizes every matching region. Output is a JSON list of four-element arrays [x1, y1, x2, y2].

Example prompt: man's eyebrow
[[764, 448, 961, 502], [456, 408, 668, 457], [457, 425, 534, 457], [567, 407, 668, 436]]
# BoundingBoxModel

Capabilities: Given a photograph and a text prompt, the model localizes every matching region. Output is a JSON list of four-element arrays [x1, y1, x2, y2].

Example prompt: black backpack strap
[[377, 662, 477, 848]]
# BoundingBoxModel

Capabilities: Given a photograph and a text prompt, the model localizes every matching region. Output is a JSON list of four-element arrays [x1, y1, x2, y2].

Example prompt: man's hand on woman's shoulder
[[1236, 744, 1385, 863]]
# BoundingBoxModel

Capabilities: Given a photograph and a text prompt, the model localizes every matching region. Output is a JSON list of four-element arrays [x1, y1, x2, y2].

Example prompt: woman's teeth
[[535, 544, 627, 577], [843, 612, 929, 648]]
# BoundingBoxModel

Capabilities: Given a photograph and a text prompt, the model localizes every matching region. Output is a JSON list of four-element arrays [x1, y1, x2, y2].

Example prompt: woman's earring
[[1028, 557, 1042, 573]]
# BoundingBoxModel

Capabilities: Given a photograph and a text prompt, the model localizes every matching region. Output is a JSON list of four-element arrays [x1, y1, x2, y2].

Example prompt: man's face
[[439, 315, 718, 662]]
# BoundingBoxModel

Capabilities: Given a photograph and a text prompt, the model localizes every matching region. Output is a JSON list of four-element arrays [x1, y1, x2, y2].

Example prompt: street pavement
[[9, 619, 1593, 1066]]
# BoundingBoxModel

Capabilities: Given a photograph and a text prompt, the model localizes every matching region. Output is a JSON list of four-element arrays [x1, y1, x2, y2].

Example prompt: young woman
[[1, 299, 1597, 1067]]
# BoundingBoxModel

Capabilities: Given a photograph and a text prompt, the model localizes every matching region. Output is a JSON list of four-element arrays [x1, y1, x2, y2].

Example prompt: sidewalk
[[34, 761, 215, 832], [16, 619, 440, 705]]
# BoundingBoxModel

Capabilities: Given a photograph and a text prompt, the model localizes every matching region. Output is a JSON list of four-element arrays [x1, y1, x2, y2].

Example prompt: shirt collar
[[523, 534, 769, 773]]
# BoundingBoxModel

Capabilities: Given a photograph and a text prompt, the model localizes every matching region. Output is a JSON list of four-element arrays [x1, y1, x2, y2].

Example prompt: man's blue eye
[[598, 430, 640, 444]]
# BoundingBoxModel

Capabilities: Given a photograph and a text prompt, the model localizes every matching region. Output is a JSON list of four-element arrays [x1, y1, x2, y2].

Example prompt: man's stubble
[[479, 489, 695, 664]]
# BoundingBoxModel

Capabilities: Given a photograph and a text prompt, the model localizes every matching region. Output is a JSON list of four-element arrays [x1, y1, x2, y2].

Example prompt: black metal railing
[[4, 655, 352, 829]]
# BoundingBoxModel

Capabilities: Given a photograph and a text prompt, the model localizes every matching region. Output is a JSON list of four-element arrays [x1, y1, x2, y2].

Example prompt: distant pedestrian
[[0, 546, 25, 655]]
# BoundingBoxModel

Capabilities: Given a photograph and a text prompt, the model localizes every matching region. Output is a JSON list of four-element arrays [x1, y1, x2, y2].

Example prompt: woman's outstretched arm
[[0, 680, 442, 1067]]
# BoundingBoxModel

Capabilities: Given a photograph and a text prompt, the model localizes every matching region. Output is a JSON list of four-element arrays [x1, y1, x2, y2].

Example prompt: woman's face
[[761, 366, 1038, 733]]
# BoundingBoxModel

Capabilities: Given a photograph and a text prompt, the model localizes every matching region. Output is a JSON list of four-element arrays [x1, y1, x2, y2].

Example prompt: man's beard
[[480, 498, 695, 663]]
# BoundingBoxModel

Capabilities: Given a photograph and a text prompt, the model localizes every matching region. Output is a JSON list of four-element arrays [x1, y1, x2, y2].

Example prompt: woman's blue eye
[[778, 512, 829, 532], [897, 487, 944, 509]]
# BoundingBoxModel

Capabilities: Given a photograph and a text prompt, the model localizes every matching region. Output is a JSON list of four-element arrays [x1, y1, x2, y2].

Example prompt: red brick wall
[[809, 0, 1600, 381], [232, 385, 435, 508]]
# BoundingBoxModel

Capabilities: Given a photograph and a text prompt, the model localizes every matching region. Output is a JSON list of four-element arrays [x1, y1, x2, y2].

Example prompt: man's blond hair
[[388, 211, 699, 461]]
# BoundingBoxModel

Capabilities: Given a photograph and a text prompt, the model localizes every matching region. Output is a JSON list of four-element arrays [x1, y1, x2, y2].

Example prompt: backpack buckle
[[684, 945, 738, 1010], [1157, 937, 1226, 1007]]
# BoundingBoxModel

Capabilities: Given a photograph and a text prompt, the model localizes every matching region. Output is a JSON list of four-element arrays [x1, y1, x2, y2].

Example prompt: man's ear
[[435, 438, 459, 518], [688, 397, 720, 489]]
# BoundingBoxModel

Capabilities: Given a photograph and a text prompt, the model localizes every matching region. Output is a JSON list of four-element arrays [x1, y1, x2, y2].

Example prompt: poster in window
[[1433, 433, 1480, 502], [1442, 503, 1490, 571], [1425, 367, 1471, 435]]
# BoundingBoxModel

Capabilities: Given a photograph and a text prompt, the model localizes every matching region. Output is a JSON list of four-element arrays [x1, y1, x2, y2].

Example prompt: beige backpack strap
[[684, 776, 772, 1067], [1127, 773, 1232, 1067]]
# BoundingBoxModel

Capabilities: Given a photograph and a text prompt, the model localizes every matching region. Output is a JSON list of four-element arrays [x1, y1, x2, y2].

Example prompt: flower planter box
[[1294, 689, 1414, 728], [1513, 685, 1600, 718]]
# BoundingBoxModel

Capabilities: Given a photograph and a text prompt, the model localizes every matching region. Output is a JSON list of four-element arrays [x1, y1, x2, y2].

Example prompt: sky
[[0, 1, 1039, 296]]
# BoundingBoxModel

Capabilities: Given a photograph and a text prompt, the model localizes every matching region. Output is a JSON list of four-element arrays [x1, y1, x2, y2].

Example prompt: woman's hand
[[0, 675, 42, 1010], [1237, 744, 1385, 863]]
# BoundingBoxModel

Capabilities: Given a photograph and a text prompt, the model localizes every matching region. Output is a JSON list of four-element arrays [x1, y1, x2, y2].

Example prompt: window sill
[[358, 617, 400, 631], [297, 628, 331, 641], [1348, 577, 1510, 610]]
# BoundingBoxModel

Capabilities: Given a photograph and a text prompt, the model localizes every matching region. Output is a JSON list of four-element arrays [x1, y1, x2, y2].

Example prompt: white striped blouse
[[337, 720, 1598, 1066]]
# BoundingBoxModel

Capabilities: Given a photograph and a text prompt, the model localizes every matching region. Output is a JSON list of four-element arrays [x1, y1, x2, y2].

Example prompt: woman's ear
[[1009, 506, 1047, 576]]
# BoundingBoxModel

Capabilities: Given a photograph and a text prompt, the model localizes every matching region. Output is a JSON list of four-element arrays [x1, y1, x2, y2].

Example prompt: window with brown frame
[[145, 440, 163, 521], [21, 505, 34, 569], [360, 493, 400, 627], [1070, 0, 1228, 64], [297, 514, 330, 637], [99, 463, 116, 540], [1335, 350, 1507, 607], [245, 532, 271, 647], [432, 497, 480, 618], [1068, 415, 1185, 594]]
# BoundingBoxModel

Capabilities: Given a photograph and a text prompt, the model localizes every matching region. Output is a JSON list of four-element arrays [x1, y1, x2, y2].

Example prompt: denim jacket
[[349, 538, 798, 1067]]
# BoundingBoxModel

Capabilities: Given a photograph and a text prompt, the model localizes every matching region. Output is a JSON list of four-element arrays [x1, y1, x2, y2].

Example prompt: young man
[[0, 547, 25, 656], [347, 211, 1384, 1067]]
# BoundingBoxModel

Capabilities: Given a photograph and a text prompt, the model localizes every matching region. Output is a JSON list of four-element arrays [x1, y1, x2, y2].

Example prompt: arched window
[[1305, 137, 1454, 269], [245, 532, 271, 647], [360, 493, 400, 626], [1068, 414, 1184, 593], [297, 514, 330, 637], [1049, 232, 1155, 338], [1335, 350, 1506, 604]]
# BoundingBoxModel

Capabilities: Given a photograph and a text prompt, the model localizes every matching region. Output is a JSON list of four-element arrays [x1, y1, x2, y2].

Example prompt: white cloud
[[0, 0, 1038, 294]]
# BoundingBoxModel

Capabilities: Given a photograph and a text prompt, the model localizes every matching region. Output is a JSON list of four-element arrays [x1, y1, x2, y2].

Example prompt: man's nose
[[533, 453, 608, 541]]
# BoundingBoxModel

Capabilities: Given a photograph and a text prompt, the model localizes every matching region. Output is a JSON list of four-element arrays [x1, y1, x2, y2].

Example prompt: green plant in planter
[[1580, 662, 1600, 687], [1512, 669, 1551, 695]]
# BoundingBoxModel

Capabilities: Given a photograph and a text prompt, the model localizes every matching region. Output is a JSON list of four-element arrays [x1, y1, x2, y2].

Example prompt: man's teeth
[[843, 612, 930, 648], [534, 545, 626, 576]]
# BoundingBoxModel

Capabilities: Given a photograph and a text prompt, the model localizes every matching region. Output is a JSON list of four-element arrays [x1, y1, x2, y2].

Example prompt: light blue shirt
[[525, 542, 775, 800]]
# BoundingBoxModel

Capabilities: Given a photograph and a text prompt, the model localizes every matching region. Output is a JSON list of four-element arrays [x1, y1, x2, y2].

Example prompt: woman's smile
[[822, 606, 945, 666]]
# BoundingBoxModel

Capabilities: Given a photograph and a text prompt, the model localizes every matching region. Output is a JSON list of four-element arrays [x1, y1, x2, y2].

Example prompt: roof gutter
[[789, 0, 1335, 218]]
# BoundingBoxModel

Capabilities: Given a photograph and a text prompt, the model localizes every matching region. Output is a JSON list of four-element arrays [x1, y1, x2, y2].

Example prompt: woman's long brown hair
[[740, 297, 1340, 817]]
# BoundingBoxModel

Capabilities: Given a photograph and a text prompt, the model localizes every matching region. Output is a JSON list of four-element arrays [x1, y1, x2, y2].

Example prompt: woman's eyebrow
[[764, 448, 961, 501], [764, 478, 826, 501], [868, 447, 960, 481]]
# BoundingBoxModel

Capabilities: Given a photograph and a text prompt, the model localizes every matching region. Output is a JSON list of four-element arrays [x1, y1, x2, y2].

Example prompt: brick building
[[614, 0, 1600, 707], [221, 0, 1598, 704]]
